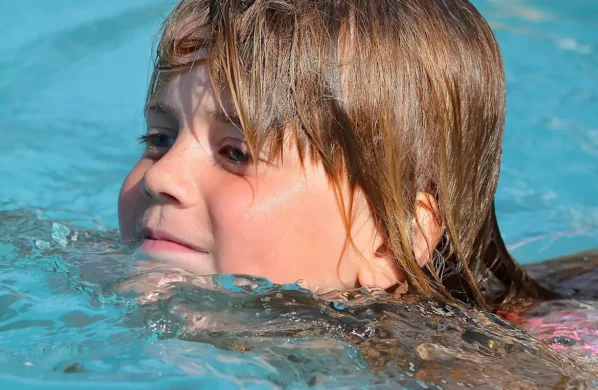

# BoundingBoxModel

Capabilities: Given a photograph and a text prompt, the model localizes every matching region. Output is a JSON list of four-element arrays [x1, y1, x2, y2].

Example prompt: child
[[118, 0, 561, 309]]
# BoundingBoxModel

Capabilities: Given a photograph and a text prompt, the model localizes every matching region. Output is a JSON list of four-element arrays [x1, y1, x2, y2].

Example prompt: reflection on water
[[1, 205, 597, 388], [0, 0, 596, 264], [1, 0, 597, 387], [489, 0, 554, 22]]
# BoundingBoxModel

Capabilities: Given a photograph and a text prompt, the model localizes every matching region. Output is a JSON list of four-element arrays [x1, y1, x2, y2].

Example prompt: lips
[[140, 227, 209, 255]]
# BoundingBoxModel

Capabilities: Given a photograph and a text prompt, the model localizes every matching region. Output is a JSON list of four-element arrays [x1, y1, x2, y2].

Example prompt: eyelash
[[137, 133, 253, 168], [137, 134, 174, 151], [218, 144, 253, 166]]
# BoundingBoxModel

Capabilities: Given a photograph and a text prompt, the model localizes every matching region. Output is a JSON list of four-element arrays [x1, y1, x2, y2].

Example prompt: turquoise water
[[1, 0, 597, 263], [1, 0, 597, 388]]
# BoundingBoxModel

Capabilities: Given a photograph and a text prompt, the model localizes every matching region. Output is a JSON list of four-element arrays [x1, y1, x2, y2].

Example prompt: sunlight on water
[[0, 0, 595, 263], [0, 0, 597, 388]]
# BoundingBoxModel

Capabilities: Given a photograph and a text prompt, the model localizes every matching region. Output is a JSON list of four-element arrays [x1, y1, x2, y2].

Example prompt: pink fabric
[[519, 301, 598, 358]]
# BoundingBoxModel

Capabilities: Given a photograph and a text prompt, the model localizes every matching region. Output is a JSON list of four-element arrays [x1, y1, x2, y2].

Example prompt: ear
[[356, 236, 406, 291], [412, 192, 443, 267], [354, 192, 441, 292]]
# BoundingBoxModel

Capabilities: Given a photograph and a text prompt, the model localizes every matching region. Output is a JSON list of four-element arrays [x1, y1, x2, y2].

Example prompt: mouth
[[140, 228, 209, 256]]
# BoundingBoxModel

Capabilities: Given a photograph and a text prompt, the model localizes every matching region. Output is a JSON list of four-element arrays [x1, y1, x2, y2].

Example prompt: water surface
[[0, 0, 597, 388]]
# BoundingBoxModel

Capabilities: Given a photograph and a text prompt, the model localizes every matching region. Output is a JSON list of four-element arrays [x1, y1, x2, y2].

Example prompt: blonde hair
[[147, 0, 556, 307]]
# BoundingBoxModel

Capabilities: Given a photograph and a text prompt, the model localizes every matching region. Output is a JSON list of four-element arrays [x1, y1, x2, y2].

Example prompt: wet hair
[[147, 0, 557, 307]]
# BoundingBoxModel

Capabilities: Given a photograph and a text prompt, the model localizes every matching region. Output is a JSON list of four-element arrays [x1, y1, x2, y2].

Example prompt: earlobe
[[354, 192, 442, 291], [356, 257, 405, 290], [412, 192, 443, 267], [356, 241, 406, 290]]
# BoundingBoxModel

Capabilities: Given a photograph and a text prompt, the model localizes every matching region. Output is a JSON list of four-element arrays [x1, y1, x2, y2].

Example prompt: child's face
[[118, 64, 383, 292]]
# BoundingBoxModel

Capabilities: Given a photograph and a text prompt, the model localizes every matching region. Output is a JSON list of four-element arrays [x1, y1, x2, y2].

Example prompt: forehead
[[150, 66, 210, 119], [149, 66, 239, 125], [149, 14, 214, 112], [154, 66, 209, 102]]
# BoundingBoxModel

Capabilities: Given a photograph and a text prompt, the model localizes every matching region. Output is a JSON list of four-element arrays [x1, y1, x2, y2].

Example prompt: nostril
[[156, 192, 179, 205], [141, 182, 179, 205], [140, 161, 196, 208], [141, 186, 151, 200], [140, 177, 156, 200]]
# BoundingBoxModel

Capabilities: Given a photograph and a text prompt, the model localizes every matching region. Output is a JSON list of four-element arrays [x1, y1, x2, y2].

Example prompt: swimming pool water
[[1, 0, 596, 263], [0, 0, 597, 388]]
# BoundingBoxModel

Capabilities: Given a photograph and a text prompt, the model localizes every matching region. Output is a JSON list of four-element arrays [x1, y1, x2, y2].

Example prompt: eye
[[141, 133, 175, 148], [149, 133, 175, 148], [138, 133, 176, 156], [219, 145, 252, 165]]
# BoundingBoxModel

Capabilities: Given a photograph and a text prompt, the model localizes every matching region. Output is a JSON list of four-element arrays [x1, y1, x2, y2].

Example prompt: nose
[[141, 146, 200, 208]]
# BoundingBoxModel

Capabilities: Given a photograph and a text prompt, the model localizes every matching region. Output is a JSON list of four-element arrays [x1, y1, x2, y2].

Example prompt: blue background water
[[0, 0, 597, 262], [1, 1, 598, 389]]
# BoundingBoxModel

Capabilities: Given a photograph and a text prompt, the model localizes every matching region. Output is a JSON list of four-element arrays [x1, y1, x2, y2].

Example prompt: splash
[[0, 205, 597, 388]]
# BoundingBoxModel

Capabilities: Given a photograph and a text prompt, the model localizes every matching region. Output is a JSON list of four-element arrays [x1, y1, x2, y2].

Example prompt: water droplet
[[417, 380, 428, 389], [35, 240, 50, 249], [550, 336, 576, 347], [51, 222, 70, 247], [276, 293, 283, 299]]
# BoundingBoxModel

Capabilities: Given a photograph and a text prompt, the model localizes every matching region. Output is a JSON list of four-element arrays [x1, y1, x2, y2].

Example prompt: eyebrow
[[146, 101, 179, 119], [147, 102, 242, 129], [207, 109, 243, 128]]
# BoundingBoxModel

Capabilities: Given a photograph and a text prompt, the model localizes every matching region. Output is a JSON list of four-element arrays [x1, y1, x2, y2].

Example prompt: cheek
[[118, 160, 151, 241], [209, 171, 348, 284]]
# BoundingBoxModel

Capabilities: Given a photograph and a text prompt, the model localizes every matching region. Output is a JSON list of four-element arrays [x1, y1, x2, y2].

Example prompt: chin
[[136, 249, 215, 276]]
